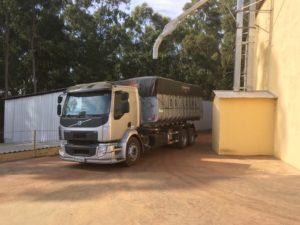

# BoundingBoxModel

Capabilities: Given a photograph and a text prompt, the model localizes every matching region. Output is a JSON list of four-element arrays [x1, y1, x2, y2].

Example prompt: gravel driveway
[[0, 132, 299, 225]]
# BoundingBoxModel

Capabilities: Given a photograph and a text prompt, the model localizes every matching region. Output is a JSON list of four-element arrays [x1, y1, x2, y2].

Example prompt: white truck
[[57, 76, 203, 166]]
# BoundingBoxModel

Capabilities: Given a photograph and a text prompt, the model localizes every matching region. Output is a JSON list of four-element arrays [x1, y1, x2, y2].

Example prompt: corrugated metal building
[[4, 90, 64, 143], [3, 89, 212, 144], [0, 99, 4, 143], [193, 101, 212, 131]]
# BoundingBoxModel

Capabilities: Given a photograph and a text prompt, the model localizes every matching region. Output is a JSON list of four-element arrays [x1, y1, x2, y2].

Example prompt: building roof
[[4, 88, 66, 101], [214, 90, 277, 99]]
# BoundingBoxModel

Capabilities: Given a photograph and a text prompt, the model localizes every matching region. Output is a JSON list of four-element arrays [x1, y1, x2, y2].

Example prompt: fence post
[[33, 130, 37, 157]]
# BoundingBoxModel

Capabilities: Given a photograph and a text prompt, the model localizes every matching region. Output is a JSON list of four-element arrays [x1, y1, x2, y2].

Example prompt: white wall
[[194, 101, 212, 131], [4, 92, 62, 143]]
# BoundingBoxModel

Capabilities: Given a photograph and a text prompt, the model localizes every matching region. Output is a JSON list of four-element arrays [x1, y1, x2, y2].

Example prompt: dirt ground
[[0, 132, 300, 225]]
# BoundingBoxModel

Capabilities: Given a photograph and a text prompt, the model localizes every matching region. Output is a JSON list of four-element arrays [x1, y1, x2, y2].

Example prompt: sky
[[129, 0, 190, 18]]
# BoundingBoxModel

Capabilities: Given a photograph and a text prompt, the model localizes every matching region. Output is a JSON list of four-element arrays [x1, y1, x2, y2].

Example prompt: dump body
[[115, 77, 203, 125]]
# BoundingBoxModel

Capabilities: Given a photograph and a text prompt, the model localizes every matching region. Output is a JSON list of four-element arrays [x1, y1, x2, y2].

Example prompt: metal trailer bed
[[114, 76, 203, 125]]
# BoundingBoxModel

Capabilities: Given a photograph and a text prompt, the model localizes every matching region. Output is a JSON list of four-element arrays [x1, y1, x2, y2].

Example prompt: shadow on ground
[[0, 132, 298, 202]]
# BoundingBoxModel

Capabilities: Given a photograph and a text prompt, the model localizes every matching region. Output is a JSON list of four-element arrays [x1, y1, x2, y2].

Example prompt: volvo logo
[[69, 118, 92, 127]]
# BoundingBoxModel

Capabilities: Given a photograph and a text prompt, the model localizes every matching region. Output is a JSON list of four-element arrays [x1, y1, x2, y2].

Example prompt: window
[[114, 91, 129, 119], [63, 91, 111, 117]]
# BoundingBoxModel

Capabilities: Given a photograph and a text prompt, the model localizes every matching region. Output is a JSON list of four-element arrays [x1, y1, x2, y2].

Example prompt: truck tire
[[123, 137, 141, 167], [177, 128, 188, 149], [188, 127, 196, 145]]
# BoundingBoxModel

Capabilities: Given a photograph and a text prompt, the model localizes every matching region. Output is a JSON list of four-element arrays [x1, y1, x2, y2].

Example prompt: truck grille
[[65, 144, 97, 157], [64, 131, 98, 141]]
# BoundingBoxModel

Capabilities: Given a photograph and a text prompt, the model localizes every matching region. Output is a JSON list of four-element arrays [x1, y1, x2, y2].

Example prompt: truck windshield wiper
[[78, 111, 87, 118], [87, 114, 106, 117], [64, 114, 76, 118]]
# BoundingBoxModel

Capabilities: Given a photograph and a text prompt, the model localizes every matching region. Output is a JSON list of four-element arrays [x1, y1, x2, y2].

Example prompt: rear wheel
[[123, 137, 141, 167], [176, 128, 188, 149], [188, 126, 196, 145]]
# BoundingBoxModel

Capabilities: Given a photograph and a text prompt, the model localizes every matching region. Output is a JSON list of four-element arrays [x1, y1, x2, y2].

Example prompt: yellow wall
[[212, 93, 276, 156], [253, 0, 300, 169]]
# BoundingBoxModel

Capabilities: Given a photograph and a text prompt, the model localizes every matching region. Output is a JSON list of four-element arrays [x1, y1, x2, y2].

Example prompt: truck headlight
[[58, 126, 62, 140], [97, 145, 107, 158], [59, 141, 67, 156]]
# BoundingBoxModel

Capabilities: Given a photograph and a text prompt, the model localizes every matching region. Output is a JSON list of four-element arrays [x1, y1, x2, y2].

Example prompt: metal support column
[[246, 0, 256, 90], [233, 0, 244, 91]]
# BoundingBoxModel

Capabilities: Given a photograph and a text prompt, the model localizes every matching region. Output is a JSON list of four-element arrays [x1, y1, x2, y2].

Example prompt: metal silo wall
[[140, 94, 203, 124], [4, 92, 63, 143], [0, 100, 4, 143]]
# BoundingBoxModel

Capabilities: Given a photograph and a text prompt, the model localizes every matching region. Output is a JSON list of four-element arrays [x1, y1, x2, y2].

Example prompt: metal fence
[[3, 130, 59, 144], [0, 129, 60, 154]]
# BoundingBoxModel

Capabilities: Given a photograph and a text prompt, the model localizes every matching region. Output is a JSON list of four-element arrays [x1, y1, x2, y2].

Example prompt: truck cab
[[58, 82, 143, 166]]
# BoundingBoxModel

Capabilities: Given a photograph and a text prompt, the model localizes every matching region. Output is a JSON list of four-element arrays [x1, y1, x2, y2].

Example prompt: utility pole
[[246, 0, 256, 91], [233, 0, 244, 91]]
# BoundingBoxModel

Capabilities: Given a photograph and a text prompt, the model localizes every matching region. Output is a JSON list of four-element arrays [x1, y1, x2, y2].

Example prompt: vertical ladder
[[233, 0, 265, 91]]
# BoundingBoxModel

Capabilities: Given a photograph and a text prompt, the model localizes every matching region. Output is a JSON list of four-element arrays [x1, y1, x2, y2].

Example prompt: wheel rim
[[128, 144, 138, 161], [182, 132, 188, 146], [190, 132, 195, 143]]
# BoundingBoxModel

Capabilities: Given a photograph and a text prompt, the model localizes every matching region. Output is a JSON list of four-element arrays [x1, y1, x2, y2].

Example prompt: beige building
[[213, 0, 300, 170], [252, 0, 300, 169]]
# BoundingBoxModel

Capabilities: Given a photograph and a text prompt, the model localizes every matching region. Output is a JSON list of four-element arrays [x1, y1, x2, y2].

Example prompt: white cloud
[[130, 0, 190, 18]]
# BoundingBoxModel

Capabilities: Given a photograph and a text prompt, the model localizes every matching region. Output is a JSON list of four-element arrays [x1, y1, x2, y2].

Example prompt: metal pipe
[[241, 0, 264, 10], [33, 130, 37, 157], [153, 0, 209, 59]]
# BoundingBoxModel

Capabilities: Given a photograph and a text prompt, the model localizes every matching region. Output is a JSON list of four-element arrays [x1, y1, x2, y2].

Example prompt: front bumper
[[59, 143, 125, 164]]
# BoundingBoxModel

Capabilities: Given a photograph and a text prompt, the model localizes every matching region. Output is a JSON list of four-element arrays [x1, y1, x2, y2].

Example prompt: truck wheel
[[123, 137, 141, 167], [177, 128, 188, 149], [188, 127, 196, 145]]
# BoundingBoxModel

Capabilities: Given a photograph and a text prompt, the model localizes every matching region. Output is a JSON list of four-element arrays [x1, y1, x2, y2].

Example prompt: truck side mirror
[[57, 104, 62, 116], [57, 95, 63, 104]]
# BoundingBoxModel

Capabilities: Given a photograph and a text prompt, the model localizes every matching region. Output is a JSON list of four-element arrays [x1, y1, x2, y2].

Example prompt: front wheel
[[123, 137, 141, 167]]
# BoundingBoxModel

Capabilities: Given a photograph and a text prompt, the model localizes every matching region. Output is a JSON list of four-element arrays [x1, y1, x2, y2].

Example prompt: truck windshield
[[63, 91, 111, 117]]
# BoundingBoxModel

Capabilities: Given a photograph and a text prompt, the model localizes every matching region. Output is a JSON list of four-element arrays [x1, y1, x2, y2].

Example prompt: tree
[[219, 0, 236, 90], [119, 3, 169, 79], [158, 0, 236, 99], [0, 0, 236, 98], [155, 0, 224, 99], [0, 0, 16, 97]]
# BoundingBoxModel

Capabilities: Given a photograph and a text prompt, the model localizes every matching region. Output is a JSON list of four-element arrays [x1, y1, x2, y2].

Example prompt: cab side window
[[114, 91, 130, 120]]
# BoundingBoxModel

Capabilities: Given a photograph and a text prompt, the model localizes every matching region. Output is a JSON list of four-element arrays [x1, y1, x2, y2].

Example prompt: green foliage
[[0, 0, 236, 99]]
